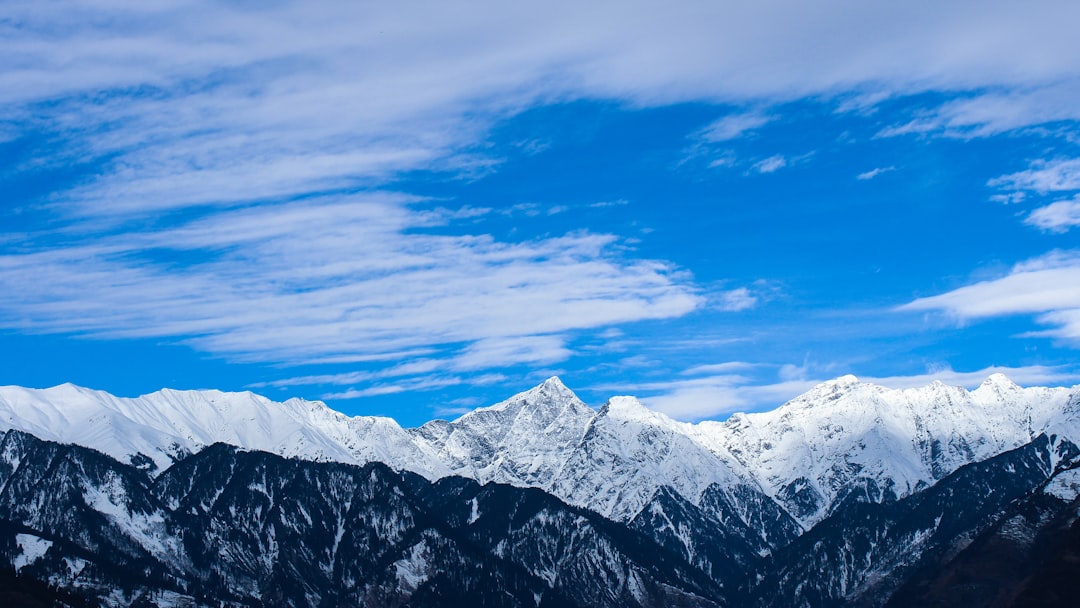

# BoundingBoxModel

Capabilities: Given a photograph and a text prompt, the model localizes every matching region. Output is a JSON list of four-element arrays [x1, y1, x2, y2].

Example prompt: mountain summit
[[2, 375, 1079, 607], [2, 374, 1078, 527]]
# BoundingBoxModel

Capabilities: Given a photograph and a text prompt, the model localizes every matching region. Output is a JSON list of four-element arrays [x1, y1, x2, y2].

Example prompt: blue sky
[[3, 1, 1080, 425]]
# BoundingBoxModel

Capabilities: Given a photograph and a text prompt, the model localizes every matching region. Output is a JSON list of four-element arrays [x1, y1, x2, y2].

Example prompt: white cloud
[[1026, 196, 1080, 232], [899, 250, 1080, 341], [861, 364, 1080, 389], [714, 287, 758, 312], [632, 374, 817, 420], [322, 373, 507, 401], [680, 361, 760, 376], [6, 0, 1080, 399], [879, 80, 1080, 138], [752, 155, 787, 174], [989, 192, 1027, 204], [630, 362, 1080, 421], [705, 280, 781, 312], [990, 158, 1080, 194], [3, 1, 1079, 227], [699, 111, 772, 142], [452, 336, 573, 371], [706, 155, 737, 169], [0, 195, 703, 365], [857, 166, 895, 180]]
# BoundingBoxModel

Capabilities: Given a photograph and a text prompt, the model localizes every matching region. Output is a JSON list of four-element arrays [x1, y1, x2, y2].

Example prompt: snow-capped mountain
[[407, 377, 596, 489], [693, 373, 1079, 525], [3, 373, 1080, 607], [2, 374, 1077, 531], [0, 429, 724, 607], [0, 382, 448, 478]]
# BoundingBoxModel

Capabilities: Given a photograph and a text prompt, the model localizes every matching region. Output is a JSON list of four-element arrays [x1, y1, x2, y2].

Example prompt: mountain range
[[1, 374, 1078, 606]]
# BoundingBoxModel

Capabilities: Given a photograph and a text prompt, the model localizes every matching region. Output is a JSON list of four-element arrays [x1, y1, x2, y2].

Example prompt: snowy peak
[[522, 375, 578, 404], [702, 374, 1078, 526], [0, 382, 438, 478], [602, 395, 663, 422], [971, 372, 1023, 401], [455, 375, 589, 425], [831, 374, 860, 386], [409, 377, 595, 487], [2, 373, 1078, 536]]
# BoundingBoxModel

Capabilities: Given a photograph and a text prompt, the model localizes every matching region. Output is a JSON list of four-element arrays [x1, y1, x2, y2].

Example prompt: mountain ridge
[[3, 374, 1080, 606], [2, 374, 1078, 530]]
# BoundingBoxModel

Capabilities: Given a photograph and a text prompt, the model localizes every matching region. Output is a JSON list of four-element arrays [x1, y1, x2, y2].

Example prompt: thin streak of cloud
[[857, 166, 896, 180], [1025, 197, 1080, 232], [4, 1, 1079, 230], [989, 158, 1080, 194], [861, 364, 1080, 390], [752, 155, 787, 174], [714, 288, 758, 312], [899, 250, 1080, 341], [324, 373, 506, 401], [878, 80, 1080, 139], [627, 363, 1080, 421], [698, 111, 772, 142], [0, 195, 704, 367]]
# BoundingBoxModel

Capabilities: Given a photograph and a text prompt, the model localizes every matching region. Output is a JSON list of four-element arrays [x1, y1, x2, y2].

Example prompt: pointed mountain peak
[[832, 374, 860, 386], [981, 373, 1019, 389], [48, 381, 94, 394], [529, 375, 574, 397], [800, 374, 862, 398], [541, 375, 567, 389], [508, 375, 582, 405], [460, 376, 587, 420], [601, 395, 671, 425], [971, 373, 1022, 401]]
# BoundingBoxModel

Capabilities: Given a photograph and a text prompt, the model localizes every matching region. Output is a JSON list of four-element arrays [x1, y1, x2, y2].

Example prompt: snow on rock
[[693, 375, 1078, 526], [409, 376, 594, 488], [393, 538, 434, 593], [0, 382, 443, 478], [549, 395, 753, 521], [1045, 467, 1080, 501], [2, 374, 1079, 533], [13, 533, 52, 571]]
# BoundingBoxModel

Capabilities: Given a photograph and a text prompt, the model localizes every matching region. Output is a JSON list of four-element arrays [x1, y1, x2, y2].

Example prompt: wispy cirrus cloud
[[698, 111, 773, 142], [878, 80, 1080, 139], [899, 250, 1080, 341], [6, 0, 1080, 408], [752, 155, 788, 174], [627, 362, 1080, 421], [990, 157, 1080, 194], [0, 194, 702, 368], [857, 166, 896, 180], [6, 1, 1080, 225], [1026, 196, 1080, 232], [988, 157, 1080, 232]]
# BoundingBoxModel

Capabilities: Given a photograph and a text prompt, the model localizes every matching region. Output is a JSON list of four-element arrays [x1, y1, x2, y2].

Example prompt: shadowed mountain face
[[2, 426, 1079, 608], [0, 429, 723, 608]]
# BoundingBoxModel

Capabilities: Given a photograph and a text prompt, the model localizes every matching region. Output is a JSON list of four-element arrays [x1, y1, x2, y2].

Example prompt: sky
[[3, 0, 1080, 426]]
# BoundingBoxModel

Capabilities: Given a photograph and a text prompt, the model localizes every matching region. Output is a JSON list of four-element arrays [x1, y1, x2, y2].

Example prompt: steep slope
[[544, 396, 746, 518], [0, 378, 788, 546], [694, 374, 1079, 526], [409, 377, 595, 488], [747, 433, 1080, 607], [0, 382, 448, 477], [3, 374, 1078, 546], [884, 484, 1080, 608], [4, 369, 1080, 607]]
